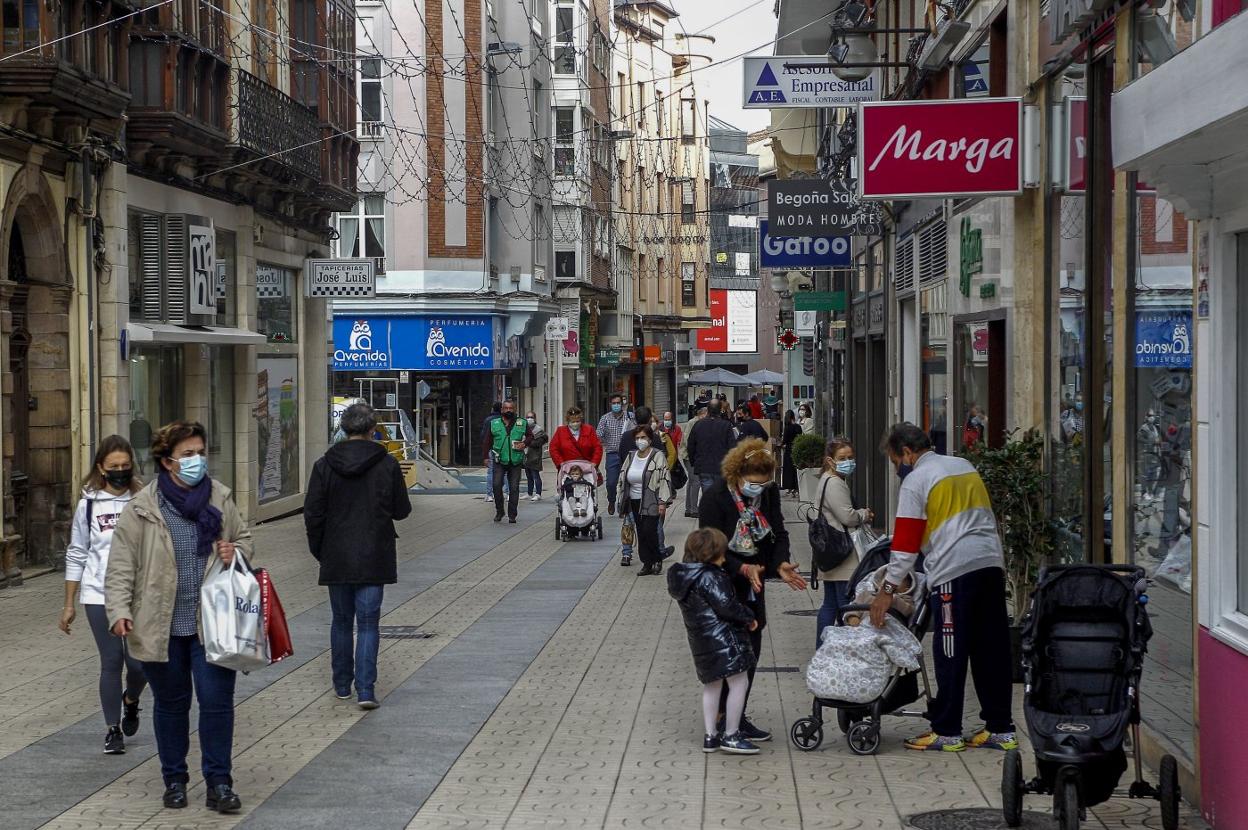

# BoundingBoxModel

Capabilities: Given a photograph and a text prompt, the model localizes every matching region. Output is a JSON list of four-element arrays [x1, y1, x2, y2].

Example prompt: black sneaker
[[121, 696, 141, 737], [508, 517, 517, 523], [494, 513, 504, 522], [720, 732, 761, 754], [620, 554, 632, 567], [653, 562, 663, 575], [162, 782, 188, 809], [702, 733, 721, 753], [206, 783, 242, 814], [738, 717, 772, 743], [103, 726, 125, 754], [662, 546, 675, 560]]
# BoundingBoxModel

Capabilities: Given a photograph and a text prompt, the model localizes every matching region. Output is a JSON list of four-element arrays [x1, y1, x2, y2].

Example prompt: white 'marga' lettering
[[868, 125, 1015, 175]]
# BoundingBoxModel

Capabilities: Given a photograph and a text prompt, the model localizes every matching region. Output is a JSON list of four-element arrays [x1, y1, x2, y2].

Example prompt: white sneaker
[[534, 494, 542, 502], [529, 494, 539, 502]]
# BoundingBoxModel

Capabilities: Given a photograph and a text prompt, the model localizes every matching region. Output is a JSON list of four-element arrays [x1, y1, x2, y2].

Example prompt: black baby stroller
[[789, 536, 933, 755], [1002, 564, 1180, 830]]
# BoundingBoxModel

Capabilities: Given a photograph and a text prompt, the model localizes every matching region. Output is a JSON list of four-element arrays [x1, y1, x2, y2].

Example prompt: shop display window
[[256, 355, 300, 503], [257, 264, 297, 343]]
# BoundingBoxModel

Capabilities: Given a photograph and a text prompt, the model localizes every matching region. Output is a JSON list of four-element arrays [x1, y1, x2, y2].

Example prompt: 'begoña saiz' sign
[[857, 98, 1023, 199], [768, 180, 881, 236]]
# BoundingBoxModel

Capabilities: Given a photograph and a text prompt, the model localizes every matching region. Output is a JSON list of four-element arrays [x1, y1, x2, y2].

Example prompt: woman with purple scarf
[[105, 421, 253, 814]]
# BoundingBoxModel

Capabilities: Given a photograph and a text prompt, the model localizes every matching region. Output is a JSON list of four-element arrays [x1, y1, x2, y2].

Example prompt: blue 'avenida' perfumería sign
[[1134, 310, 1192, 369], [333, 316, 496, 371]]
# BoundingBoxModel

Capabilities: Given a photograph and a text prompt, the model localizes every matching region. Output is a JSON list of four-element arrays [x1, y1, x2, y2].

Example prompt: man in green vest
[[490, 399, 530, 523]]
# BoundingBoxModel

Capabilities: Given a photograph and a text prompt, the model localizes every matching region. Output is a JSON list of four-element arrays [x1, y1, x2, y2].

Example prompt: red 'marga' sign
[[857, 98, 1023, 199]]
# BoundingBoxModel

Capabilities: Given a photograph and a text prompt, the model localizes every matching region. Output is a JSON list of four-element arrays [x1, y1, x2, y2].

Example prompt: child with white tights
[[667, 527, 761, 754]]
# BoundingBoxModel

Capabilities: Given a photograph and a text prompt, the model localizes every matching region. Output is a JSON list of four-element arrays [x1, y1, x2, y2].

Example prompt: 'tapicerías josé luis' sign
[[857, 98, 1023, 199]]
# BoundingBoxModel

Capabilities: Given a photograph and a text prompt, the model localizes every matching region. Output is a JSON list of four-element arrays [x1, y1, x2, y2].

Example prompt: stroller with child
[[554, 460, 604, 541], [1001, 564, 1180, 830], [790, 536, 933, 755]]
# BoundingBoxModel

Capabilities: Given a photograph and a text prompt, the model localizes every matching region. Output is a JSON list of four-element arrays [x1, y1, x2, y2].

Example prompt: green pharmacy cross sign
[[959, 217, 983, 298]]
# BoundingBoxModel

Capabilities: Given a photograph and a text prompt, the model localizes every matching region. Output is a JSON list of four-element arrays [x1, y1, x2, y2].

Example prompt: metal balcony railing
[[235, 69, 320, 181], [359, 120, 385, 139]]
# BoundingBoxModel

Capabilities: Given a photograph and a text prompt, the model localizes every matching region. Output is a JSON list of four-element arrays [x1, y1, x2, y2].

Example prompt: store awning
[[126, 323, 268, 346]]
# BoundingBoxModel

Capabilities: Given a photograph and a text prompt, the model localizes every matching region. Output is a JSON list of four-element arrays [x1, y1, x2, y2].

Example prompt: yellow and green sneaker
[[904, 731, 966, 752], [966, 729, 1019, 750]]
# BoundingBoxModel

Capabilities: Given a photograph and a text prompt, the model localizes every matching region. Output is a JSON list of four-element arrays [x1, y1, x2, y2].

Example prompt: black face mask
[[104, 468, 134, 490], [896, 463, 914, 481]]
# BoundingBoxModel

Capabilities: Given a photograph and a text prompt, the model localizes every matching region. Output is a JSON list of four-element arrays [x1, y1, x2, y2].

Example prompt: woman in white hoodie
[[59, 435, 147, 755]]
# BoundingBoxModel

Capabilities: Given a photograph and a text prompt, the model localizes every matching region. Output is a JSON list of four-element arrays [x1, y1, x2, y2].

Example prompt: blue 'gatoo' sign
[[1134, 309, 1192, 369], [759, 220, 851, 268], [332, 316, 497, 371]]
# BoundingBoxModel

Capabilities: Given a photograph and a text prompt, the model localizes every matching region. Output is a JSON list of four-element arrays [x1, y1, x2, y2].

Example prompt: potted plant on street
[[791, 433, 827, 503], [962, 429, 1057, 681]]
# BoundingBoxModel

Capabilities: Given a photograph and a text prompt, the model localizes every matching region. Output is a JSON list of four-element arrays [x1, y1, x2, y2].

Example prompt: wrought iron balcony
[[234, 69, 320, 182]]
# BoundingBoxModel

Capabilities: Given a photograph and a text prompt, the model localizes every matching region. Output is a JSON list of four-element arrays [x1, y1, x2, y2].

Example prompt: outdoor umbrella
[[742, 369, 785, 386], [688, 368, 751, 386]]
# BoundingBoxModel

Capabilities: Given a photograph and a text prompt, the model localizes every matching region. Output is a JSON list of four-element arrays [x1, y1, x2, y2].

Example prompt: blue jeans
[[816, 580, 850, 647], [526, 468, 542, 496], [605, 453, 622, 508], [328, 584, 385, 698], [141, 635, 236, 787]]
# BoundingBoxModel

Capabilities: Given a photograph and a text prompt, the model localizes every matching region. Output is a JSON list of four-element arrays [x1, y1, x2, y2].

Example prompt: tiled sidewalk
[[0, 492, 1208, 829]]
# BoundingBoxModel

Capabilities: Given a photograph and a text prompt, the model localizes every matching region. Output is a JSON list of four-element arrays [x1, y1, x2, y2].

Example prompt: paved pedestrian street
[[0, 494, 1208, 829]]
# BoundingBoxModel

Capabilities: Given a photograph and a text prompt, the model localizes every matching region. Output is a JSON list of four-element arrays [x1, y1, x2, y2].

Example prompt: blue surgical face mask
[[835, 459, 857, 476], [663, 419, 673, 429], [176, 454, 207, 486], [611, 403, 623, 413], [1074, 402, 1084, 412], [896, 463, 913, 481], [741, 482, 765, 498]]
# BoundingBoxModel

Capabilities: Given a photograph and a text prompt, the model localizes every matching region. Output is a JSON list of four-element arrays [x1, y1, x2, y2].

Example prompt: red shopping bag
[[256, 568, 294, 664]]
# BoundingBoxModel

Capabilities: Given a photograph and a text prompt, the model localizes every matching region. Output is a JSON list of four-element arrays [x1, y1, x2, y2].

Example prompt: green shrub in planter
[[791, 433, 827, 470]]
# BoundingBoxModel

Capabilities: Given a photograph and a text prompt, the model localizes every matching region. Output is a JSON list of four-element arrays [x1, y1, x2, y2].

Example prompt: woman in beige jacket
[[105, 421, 252, 815], [815, 437, 874, 643]]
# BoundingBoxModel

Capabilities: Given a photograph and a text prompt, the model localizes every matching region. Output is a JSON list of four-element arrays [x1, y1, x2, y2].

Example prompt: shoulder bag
[[807, 477, 855, 573]]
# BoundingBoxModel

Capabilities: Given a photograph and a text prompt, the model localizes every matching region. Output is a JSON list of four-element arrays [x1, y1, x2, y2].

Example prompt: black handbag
[[807, 477, 854, 572], [671, 459, 688, 491]]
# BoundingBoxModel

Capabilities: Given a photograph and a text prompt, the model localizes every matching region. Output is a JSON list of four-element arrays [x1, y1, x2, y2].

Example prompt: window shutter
[[139, 214, 164, 322], [895, 236, 915, 295], [918, 219, 947, 284], [163, 214, 189, 323]]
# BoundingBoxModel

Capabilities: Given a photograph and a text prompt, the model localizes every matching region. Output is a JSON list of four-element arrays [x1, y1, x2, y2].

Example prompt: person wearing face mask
[[778, 411, 802, 498], [616, 407, 674, 564], [659, 410, 682, 450], [596, 393, 635, 516], [523, 411, 548, 502], [618, 425, 673, 576], [814, 438, 875, 643], [304, 403, 413, 710], [798, 404, 816, 435], [489, 399, 530, 523], [735, 405, 769, 444], [60, 435, 147, 756], [105, 421, 253, 813], [872, 422, 1014, 754], [698, 439, 808, 742], [549, 406, 604, 470]]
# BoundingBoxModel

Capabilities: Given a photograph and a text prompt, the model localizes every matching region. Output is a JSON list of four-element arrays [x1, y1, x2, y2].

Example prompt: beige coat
[[816, 472, 869, 581], [105, 480, 254, 663]]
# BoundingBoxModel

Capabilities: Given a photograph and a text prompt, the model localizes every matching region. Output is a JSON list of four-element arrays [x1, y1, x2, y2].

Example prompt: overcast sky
[[673, 0, 777, 135]]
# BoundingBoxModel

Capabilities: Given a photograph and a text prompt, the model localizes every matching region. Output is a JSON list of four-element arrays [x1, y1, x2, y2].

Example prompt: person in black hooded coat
[[304, 403, 412, 708]]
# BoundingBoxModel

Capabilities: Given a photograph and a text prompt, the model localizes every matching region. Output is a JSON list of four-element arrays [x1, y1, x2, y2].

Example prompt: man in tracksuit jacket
[[870, 422, 1016, 754]]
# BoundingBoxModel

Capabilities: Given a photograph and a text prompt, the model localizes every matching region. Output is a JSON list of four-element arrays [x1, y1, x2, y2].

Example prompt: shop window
[[256, 355, 300, 503], [554, 1, 575, 74], [681, 262, 696, 307], [256, 264, 297, 343], [128, 346, 183, 476], [207, 346, 235, 491], [336, 195, 385, 266], [554, 107, 575, 176]]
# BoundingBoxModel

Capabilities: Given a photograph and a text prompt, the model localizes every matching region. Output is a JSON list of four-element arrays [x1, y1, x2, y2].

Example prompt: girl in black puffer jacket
[[667, 528, 761, 755]]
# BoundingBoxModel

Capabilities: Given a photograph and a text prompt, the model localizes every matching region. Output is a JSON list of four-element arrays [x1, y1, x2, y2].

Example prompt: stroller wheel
[[836, 709, 854, 735], [847, 721, 881, 756], [1054, 771, 1080, 830], [1159, 754, 1180, 830], [554, 517, 562, 541], [789, 717, 823, 751], [1002, 748, 1024, 827]]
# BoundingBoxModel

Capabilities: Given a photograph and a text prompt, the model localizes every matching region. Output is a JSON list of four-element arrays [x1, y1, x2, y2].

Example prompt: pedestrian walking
[[686, 405, 737, 512], [104, 421, 252, 813], [549, 406, 603, 470], [680, 406, 707, 517], [871, 422, 1016, 753], [304, 403, 413, 710], [779, 411, 802, 497], [523, 411, 548, 501], [667, 527, 760, 755], [617, 407, 674, 564], [489, 399, 529, 523], [813, 437, 873, 644], [659, 410, 682, 450], [59, 435, 147, 756], [798, 404, 816, 435], [480, 402, 502, 501], [747, 395, 765, 420], [617, 424, 672, 573], [596, 393, 634, 515], [735, 404, 769, 443], [698, 439, 807, 742]]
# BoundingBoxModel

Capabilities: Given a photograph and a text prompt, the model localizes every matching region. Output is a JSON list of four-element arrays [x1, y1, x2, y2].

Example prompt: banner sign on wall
[[697, 289, 757, 353], [187, 222, 217, 316], [759, 220, 851, 268], [332, 316, 498, 371], [304, 258, 376, 298], [768, 179, 867, 235], [1135, 310, 1192, 368], [857, 98, 1024, 199], [743, 56, 880, 108]]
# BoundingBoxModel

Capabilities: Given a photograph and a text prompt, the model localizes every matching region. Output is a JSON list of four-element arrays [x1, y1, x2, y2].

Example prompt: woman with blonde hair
[[814, 437, 874, 643], [698, 438, 807, 742]]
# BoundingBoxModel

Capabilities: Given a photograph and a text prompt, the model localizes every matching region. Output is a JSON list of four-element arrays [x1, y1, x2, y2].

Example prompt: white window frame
[[358, 56, 384, 139], [553, 0, 575, 76], [554, 106, 575, 177], [335, 195, 386, 262]]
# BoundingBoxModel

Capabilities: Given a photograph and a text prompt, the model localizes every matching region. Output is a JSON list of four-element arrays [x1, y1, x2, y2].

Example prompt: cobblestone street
[[0, 493, 1208, 829]]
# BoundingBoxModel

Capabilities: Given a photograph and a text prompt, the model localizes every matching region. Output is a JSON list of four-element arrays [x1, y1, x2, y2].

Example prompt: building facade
[[334, 0, 559, 469]]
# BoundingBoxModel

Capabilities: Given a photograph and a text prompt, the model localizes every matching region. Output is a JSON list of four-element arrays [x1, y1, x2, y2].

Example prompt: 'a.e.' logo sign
[[759, 221, 851, 268]]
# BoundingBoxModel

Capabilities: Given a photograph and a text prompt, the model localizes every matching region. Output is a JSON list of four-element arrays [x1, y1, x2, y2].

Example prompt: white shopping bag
[[200, 552, 269, 672]]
